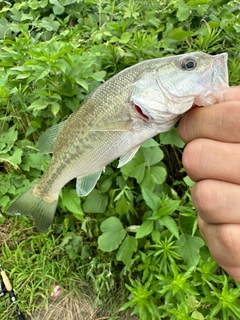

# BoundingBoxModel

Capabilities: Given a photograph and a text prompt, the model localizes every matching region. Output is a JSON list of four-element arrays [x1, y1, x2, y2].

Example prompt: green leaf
[[39, 17, 60, 31], [159, 216, 179, 239], [151, 198, 180, 218], [175, 234, 205, 267], [141, 139, 159, 148], [28, 99, 49, 111], [141, 187, 160, 211], [0, 86, 10, 107], [0, 126, 18, 152], [140, 168, 156, 191], [115, 195, 131, 216], [61, 189, 83, 216], [0, 212, 5, 224], [98, 217, 126, 252], [119, 32, 131, 44], [121, 149, 146, 183], [191, 310, 205, 320], [169, 27, 194, 41], [0, 196, 10, 212], [90, 71, 106, 82], [116, 235, 137, 268], [83, 189, 108, 213], [233, 24, 240, 33], [50, 0, 65, 15], [177, 0, 191, 21], [0, 148, 22, 168], [136, 220, 154, 239], [75, 79, 89, 91], [141, 146, 164, 166], [160, 127, 185, 148], [51, 102, 60, 116], [183, 175, 195, 187], [150, 166, 167, 185]]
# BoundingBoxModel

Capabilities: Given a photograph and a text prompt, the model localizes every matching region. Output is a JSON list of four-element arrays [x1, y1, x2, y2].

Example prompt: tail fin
[[7, 185, 58, 232]]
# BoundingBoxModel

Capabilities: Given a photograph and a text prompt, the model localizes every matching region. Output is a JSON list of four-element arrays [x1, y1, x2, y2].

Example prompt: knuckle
[[182, 139, 204, 180], [217, 224, 238, 253], [191, 181, 214, 219]]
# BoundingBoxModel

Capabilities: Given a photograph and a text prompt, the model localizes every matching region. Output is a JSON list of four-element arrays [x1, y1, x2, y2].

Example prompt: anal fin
[[76, 169, 104, 196]]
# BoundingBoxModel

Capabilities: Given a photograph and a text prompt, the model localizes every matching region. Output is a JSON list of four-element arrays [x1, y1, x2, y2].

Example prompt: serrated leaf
[[116, 235, 137, 268], [175, 234, 205, 266], [136, 220, 154, 239], [0, 148, 22, 167], [0, 126, 18, 152], [98, 217, 126, 252]]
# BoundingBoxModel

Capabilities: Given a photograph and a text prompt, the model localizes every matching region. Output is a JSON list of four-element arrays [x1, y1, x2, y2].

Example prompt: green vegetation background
[[0, 0, 240, 319]]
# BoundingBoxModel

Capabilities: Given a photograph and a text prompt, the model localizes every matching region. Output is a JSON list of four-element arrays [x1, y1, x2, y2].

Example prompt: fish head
[[131, 52, 229, 129]]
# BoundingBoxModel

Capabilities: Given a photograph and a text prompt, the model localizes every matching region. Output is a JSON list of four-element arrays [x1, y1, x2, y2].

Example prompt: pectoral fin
[[117, 145, 140, 168], [90, 120, 132, 132], [76, 169, 104, 196], [38, 120, 68, 154]]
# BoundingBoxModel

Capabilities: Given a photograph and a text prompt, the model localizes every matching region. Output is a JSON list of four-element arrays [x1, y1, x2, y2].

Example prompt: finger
[[198, 217, 240, 281], [192, 180, 240, 224], [223, 86, 240, 101], [178, 88, 240, 144], [182, 138, 240, 183]]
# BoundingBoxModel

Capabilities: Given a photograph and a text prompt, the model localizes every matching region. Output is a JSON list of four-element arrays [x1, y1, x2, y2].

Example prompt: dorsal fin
[[38, 120, 68, 154]]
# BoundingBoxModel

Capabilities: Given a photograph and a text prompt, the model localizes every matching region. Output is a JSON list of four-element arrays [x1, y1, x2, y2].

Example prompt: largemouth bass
[[8, 52, 229, 232]]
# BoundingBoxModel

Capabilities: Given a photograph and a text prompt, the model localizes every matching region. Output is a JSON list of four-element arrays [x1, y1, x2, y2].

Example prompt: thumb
[[223, 86, 240, 102]]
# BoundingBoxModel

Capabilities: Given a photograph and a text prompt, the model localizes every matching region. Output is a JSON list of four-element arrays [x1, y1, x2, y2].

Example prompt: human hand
[[178, 86, 240, 281]]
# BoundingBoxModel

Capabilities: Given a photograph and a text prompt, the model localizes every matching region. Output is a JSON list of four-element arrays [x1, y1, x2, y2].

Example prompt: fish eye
[[181, 58, 197, 71]]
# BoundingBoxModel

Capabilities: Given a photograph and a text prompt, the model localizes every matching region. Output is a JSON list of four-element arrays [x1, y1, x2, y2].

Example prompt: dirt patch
[[30, 293, 138, 320], [0, 222, 12, 247]]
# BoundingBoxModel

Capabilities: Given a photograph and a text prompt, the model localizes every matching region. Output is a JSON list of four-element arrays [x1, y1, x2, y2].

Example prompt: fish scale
[[7, 52, 229, 232]]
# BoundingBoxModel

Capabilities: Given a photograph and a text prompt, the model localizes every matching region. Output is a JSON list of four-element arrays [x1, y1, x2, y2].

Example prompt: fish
[[7, 52, 229, 232]]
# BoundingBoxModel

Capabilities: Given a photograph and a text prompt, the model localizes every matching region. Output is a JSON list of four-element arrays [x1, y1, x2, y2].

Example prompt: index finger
[[178, 87, 240, 144]]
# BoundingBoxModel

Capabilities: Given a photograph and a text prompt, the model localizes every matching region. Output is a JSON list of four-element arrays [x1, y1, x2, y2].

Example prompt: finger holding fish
[[179, 85, 240, 281]]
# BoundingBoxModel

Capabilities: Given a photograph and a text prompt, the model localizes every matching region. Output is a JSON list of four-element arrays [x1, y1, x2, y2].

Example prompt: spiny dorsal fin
[[38, 120, 68, 154]]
